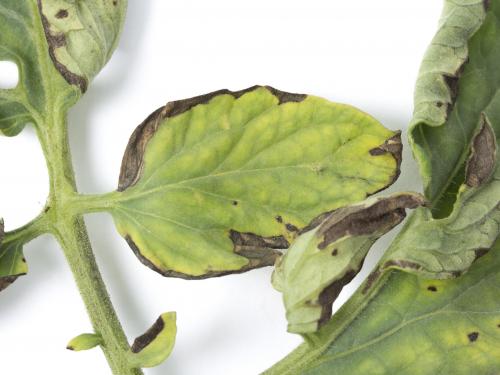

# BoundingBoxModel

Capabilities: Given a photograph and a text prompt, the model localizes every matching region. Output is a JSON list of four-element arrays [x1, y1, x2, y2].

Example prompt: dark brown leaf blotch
[[465, 115, 496, 188], [55, 9, 68, 18], [118, 107, 164, 191], [369, 132, 403, 189], [131, 316, 165, 353], [318, 269, 358, 328], [125, 230, 286, 280], [316, 194, 425, 250], [0, 276, 19, 292], [264, 86, 306, 104], [37, 0, 87, 91]]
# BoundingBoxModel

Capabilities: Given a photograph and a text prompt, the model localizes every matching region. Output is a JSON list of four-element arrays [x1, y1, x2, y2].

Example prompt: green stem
[[70, 191, 123, 214], [36, 109, 142, 375], [54, 216, 142, 375], [3, 213, 50, 245]]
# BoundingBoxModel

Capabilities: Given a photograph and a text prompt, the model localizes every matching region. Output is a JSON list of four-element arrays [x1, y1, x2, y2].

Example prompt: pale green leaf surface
[[111, 86, 401, 279], [38, 0, 127, 92]]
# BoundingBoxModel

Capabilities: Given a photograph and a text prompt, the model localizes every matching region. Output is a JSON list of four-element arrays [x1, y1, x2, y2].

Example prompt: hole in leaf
[[0, 61, 19, 89]]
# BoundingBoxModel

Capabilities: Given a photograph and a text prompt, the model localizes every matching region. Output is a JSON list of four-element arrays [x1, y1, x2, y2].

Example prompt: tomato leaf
[[110, 86, 402, 279], [0, 0, 126, 136]]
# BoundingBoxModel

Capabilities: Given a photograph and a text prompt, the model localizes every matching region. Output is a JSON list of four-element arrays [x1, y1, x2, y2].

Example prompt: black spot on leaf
[[55, 9, 68, 18], [468, 332, 479, 342], [427, 286, 438, 292]]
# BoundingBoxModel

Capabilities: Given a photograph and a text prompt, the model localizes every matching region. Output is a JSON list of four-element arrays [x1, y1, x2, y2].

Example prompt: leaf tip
[[66, 333, 103, 352], [129, 312, 177, 368]]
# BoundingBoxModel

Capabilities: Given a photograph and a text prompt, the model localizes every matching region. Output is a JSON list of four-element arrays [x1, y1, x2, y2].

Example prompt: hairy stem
[[54, 216, 141, 375], [3, 212, 50, 245], [36, 109, 142, 375]]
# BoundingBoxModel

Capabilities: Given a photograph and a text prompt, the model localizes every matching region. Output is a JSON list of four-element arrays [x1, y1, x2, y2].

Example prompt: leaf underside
[[269, 1, 500, 373], [380, 117, 499, 279], [272, 193, 425, 334], [409, 0, 497, 216], [111, 85, 402, 279], [0, 1, 126, 136]]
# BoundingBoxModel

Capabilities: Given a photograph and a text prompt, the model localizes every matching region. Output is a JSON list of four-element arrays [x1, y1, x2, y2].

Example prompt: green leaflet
[[37, 0, 127, 92], [267, 238, 500, 375], [0, 0, 127, 136], [411, 0, 486, 129], [272, 193, 425, 334], [67, 333, 103, 351], [128, 312, 177, 369], [0, 221, 27, 292], [409, 0, 498, 215], [110, 86, 402, 279], [380, 117, 499, 279], [268, 1, 500, 373]]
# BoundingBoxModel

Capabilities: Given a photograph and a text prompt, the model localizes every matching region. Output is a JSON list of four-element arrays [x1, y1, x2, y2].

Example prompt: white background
[[0, 1, 441, 374]]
